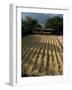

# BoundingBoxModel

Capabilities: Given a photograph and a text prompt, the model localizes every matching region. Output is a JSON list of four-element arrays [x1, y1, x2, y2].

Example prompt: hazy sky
[[21, 12, 63, 26]]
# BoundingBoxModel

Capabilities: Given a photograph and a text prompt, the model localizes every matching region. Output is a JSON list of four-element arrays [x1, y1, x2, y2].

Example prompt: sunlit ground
[[21, 35, 63, 77]]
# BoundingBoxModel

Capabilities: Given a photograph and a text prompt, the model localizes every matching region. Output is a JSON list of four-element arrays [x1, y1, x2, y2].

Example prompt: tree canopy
[[22, 16, 63, 36], [22, 16, 42, 36], [44, 16, 63, 34]]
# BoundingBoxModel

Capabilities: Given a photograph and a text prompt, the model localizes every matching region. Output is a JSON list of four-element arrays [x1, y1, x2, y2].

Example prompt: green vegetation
[[22, 16, 42, 36], [44, 16, 63, 35], [22, 16, 63, 36]]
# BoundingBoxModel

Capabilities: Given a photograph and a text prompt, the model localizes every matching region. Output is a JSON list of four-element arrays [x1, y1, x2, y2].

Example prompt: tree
[[44, 16, 63, 35], [22, 16, 40, 36]]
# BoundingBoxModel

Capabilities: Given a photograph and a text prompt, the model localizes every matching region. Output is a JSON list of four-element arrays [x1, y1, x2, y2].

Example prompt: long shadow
[[22, 36, 63, 52], [22, 34, 63, 77]]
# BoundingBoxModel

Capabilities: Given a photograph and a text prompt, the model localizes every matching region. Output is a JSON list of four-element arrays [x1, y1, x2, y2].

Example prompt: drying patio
[[22, 35, 63, 77]]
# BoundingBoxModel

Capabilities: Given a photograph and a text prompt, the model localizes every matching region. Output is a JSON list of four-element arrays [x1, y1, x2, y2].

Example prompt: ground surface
[[22, 35, 63, 76]]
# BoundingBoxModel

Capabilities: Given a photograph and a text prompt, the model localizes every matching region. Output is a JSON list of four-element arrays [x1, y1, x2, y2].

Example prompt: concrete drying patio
[[22, 35, 63, 76]]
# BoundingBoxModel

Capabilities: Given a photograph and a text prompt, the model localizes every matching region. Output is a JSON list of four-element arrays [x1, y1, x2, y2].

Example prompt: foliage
[[22, 16, 41, 36], [22, 16, 63, 36], [44, 16, 63, 35]]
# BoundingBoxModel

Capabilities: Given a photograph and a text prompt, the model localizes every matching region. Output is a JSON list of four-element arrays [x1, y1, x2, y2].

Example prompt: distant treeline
[[22, 16, 63, 36]]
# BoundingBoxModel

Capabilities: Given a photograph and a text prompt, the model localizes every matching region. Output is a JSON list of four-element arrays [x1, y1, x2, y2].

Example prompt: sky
[[21, 12, 63, 27]]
